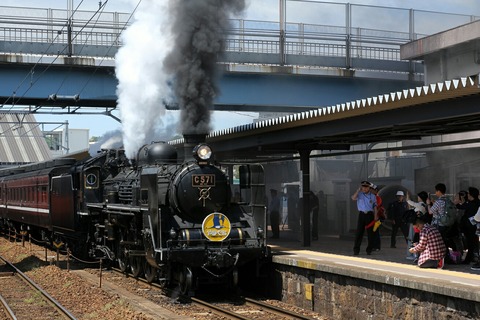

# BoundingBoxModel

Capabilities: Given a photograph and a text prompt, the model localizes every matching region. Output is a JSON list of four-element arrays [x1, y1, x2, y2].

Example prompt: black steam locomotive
[[0, 135, 269, 294]]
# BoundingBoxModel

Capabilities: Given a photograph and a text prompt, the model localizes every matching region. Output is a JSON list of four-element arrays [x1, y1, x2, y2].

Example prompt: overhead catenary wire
[[76, 0, 143, 99], [0, 1, 89, 138], [0, 1, 137, 137], [51, 1, 112, 98], [0, 0, 87, 110]]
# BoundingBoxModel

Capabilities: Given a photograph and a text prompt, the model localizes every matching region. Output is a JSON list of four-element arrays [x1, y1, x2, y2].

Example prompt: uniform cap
[[361, 180, 372, 187]]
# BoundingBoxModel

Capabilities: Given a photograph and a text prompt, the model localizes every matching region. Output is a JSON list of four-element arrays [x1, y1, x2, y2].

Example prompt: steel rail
[[0, 293, 16, 320], [0, 254, 77, 320], [245, 297, 316, 320], [190, 297, 252, 320]]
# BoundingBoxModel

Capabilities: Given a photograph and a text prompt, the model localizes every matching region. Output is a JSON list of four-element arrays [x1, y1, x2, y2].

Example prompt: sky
[[2, 0, 480, 142]]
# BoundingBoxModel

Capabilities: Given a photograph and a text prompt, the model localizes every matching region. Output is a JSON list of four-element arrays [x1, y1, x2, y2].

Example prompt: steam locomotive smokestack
[[164, 0, 246, 135]]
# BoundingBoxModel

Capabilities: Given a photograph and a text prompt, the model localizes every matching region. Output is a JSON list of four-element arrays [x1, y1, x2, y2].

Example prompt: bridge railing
[[0, 5, 129, 56], [0, 3, 478, 76]]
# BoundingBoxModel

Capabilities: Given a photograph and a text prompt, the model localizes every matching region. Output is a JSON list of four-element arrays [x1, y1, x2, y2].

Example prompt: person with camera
[[427, 183, 463, 264], [409, 215, 446, 269]]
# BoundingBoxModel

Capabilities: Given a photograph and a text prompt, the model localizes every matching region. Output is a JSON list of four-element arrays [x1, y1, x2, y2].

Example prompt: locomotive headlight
[[193, 144, 212, 161]]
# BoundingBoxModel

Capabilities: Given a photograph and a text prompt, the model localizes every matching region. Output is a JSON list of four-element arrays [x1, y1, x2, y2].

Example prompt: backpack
[[439, 197, 456, 227]]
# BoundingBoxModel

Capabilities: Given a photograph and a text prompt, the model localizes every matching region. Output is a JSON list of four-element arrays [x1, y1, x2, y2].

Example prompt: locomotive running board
[[86, 203, 146, 216]]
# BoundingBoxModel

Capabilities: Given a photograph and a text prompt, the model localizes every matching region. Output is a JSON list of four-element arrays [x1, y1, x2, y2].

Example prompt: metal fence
[[0, 2, 478, 73]]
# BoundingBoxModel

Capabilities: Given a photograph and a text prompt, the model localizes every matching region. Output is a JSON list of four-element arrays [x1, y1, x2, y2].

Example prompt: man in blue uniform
[[351, 181, 377, 255]]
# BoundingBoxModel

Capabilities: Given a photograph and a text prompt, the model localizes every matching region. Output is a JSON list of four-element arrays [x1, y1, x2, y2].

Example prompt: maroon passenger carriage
[[0, 138, 270, 295], [0, 158, 77, 238]]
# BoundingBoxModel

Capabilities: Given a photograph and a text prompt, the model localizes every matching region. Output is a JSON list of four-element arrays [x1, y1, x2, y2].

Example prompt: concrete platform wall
[[267, 263, 479, 319]]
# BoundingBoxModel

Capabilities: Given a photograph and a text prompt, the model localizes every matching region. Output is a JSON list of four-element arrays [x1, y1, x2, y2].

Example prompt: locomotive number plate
[[192, 174, 215, 187]]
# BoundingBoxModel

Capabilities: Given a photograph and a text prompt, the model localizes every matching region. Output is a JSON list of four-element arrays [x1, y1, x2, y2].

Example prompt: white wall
[[50, 128, 89, 157]]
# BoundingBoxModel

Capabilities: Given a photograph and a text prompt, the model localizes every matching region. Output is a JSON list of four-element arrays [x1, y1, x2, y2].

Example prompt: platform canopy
[[171, 75, 480, 162], [0, 113, 52, 164]]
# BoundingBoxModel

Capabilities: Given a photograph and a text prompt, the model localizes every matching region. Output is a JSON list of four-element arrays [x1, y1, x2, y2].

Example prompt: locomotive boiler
[[0, 136, 269, 294]]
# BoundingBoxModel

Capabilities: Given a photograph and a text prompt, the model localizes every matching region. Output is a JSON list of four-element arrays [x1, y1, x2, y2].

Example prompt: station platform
[[267, 229, 480, 303]]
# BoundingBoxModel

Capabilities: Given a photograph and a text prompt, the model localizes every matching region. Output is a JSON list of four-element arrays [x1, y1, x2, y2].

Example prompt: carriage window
[[41, 186, 48, 204]]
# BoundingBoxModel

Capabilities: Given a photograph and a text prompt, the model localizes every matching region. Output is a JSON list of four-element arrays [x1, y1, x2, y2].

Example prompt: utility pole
[[67, 0, 74, 57], [279, 0, 286, 66]]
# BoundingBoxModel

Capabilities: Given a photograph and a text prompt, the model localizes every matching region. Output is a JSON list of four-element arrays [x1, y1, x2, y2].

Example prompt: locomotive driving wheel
[[144, 261, 157, 283], [116, 231, 129, 273], [117, 248, 128, 273], [129, 256, 143, 278]]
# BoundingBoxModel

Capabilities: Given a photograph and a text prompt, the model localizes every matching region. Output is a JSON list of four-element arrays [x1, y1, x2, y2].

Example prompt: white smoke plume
[[89, 129, 123, 156], [116, 0, 245, 157], [115, 0, 174, 158], [163, 0, 246, 135]]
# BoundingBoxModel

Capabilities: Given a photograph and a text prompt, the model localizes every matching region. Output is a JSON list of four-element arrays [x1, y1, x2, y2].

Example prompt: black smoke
[[163, 0, 246, 135]]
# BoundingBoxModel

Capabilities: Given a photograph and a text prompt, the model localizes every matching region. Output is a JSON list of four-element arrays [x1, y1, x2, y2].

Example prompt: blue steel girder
[[0, 63, 117, 113], [0, 63, 422, 114]]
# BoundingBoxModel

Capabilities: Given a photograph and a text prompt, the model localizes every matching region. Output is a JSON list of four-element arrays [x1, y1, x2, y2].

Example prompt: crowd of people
[[352, 181, 480, 271], [265, 180, 480, 271]]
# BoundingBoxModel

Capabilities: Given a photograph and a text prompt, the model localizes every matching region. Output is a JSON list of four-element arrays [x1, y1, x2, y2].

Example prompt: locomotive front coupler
[[202, 252, 239, 278], [204, 249, 239, 269]]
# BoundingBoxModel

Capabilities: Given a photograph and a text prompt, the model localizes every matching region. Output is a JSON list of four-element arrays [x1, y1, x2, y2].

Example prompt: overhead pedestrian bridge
[[0, 2, 477, 115]]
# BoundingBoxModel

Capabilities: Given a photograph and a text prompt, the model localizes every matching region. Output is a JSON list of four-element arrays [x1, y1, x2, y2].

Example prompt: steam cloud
[[115, 1, 174, 158], [116, 0, 245, 157], [89, 129, 123, 156], [163, 0, 246, 135]]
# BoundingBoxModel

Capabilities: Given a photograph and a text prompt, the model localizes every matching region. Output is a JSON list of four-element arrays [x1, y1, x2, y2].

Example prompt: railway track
[[0, 235, 324, 320], [191, 296, 318, 320], [0, 236, 322, 320], [0, 254, 77, 320], [109, 267, 321, 319]]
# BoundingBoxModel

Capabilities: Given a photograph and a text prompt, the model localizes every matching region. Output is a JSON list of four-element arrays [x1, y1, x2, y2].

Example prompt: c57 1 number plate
[[192, 174, 215, 187]]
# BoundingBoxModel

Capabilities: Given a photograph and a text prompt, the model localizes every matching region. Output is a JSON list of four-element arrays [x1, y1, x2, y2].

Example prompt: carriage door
[[50, 175, 75, 232]]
